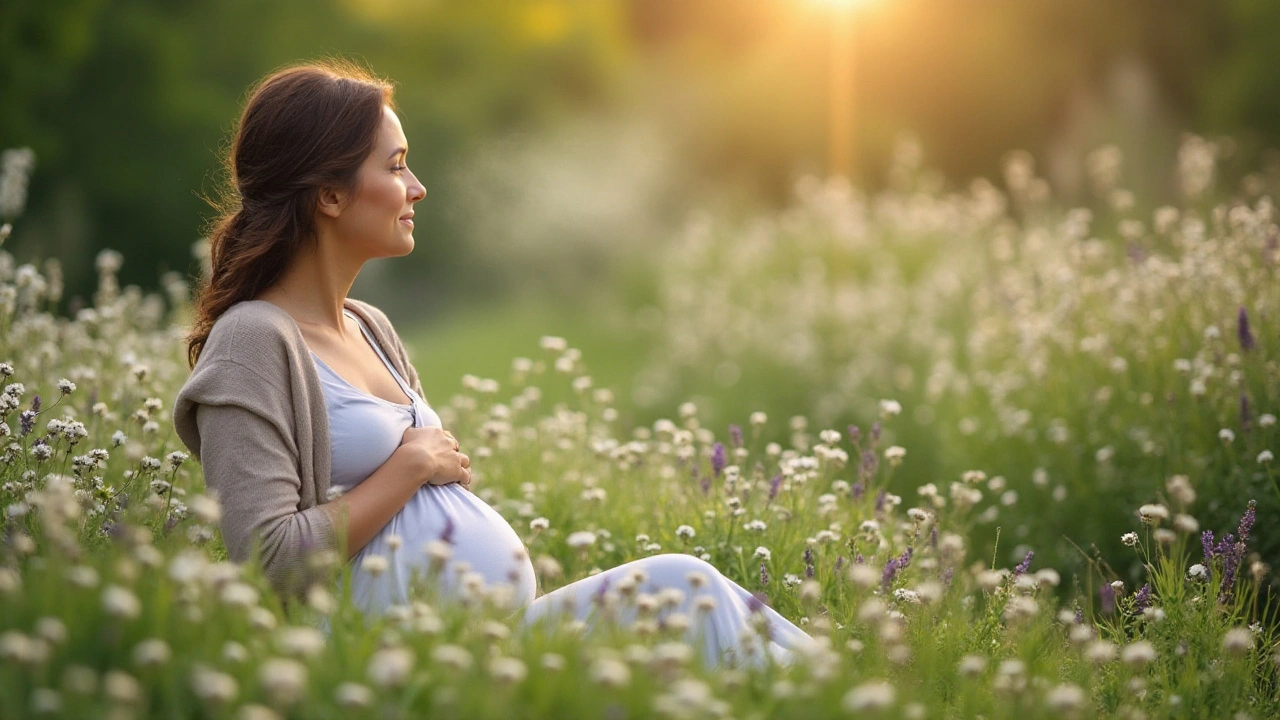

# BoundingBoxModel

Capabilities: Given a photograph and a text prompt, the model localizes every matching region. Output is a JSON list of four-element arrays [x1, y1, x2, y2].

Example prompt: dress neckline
[[310, 310, 418, 410]]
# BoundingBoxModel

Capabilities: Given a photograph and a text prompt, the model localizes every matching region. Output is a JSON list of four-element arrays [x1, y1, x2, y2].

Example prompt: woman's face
[[333, 106, 426, 259]]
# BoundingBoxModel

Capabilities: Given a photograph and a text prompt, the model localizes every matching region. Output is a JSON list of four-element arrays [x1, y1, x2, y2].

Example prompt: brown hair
[[187, 59, 395, 366]]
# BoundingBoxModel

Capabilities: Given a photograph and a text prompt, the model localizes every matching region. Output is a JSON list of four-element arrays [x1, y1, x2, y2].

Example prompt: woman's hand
[[395, 426, 471, 488]]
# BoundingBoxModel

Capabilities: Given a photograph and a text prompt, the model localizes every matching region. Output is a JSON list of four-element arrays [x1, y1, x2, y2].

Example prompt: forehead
[[375, 106, 407, 148]]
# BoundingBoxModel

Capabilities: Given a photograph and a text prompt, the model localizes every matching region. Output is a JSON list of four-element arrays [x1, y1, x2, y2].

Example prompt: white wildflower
[[1223, 628, 1254, 655], [590, 657, 631, 688], [1045, 683, 1086, 712], [334, 682, 373, 709], [1137, 504, 1169, 524], [102, 585, 140, 620], [361, 554, 389, 577], [842, 679, 896, 711], [132, 638, 171, 667], [1120, 640, 1157, 667], [189, 665, 239, 705], [257, 658, 307, 707], [368, 646, 415, 687], [488, 656, 528, 685]]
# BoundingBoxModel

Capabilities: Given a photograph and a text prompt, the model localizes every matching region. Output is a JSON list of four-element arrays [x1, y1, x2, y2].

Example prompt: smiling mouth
[[399, 215, 414, 227]]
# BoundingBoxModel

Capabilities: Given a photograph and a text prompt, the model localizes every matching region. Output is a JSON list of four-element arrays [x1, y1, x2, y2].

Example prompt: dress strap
[[345, 310, 418, 404]]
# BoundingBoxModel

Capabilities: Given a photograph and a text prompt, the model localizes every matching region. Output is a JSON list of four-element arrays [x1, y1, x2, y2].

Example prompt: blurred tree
[[1, 0, 627, 308], [3, 0, 1280, 306]]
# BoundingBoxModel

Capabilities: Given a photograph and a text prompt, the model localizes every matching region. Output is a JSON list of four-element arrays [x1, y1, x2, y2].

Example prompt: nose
[[407, 171, 426, 203]]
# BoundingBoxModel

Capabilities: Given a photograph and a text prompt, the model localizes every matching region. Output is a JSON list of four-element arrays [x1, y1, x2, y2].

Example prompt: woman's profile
[[172, 59, 816, 669]]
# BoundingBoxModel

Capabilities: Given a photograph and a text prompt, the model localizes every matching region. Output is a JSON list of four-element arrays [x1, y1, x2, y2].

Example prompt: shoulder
[[179, 300, 310, 405], [174, 301, 311, 454], [202, 300, 303, 358]]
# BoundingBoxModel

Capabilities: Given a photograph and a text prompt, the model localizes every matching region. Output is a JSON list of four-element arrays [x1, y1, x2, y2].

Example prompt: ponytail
[[185, 60, 393, 367]]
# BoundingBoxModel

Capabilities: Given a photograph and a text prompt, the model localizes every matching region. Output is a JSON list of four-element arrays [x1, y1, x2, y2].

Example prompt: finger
[[458, 452, 470, 469]]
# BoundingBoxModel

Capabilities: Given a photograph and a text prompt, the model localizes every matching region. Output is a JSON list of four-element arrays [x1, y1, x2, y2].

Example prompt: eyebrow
[[387, 147, 407, 161]]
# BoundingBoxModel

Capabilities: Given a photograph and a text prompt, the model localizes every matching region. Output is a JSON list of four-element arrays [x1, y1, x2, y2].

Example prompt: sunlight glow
[[812, 0, 880, 8]]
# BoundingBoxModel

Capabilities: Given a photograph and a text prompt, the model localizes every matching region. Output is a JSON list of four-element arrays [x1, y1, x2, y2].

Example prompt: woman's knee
[[634, 553, 723, 586]]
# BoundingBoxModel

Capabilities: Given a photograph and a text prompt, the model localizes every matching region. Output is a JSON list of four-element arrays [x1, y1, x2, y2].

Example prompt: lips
[[399, 212, 414, 228]]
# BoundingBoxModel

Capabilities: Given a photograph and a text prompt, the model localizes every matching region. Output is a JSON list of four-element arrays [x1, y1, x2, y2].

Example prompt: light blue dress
[[317, 309, 816, 669]]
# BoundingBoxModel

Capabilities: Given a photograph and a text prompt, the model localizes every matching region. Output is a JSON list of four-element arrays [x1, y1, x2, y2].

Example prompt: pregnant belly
[[348, 483, 538, 614]]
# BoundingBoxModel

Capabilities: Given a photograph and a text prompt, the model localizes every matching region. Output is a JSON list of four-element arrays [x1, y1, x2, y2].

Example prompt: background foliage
[[6, 0, 1280, 309]]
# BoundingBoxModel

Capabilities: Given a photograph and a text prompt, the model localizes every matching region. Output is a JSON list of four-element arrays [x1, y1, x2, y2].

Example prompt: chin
[[388, 236, 415, 257]]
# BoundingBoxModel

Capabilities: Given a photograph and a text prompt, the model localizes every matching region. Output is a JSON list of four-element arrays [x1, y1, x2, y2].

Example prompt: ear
[[316, 186, 347, 219]]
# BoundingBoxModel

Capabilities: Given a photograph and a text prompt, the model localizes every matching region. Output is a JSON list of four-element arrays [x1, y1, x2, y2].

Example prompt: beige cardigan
[[173, 298, 424, 598]]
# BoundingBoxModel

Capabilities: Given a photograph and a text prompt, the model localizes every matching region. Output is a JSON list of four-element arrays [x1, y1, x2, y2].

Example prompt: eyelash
[[392, 165, 407, 172]]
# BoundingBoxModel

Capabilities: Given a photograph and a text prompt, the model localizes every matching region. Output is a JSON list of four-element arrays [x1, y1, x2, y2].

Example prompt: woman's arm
[[195, 402, 339, 596], [322, 450, 427, 560], [320, 425, 469, 560], [198, 408, 465, 570]]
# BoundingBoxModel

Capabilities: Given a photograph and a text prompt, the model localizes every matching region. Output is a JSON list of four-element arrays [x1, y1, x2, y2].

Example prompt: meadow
[[2, 137, 1279, 718]]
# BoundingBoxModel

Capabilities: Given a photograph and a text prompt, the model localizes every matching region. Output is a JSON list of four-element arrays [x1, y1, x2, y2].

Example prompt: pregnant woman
[[173, 61, 815, 670]]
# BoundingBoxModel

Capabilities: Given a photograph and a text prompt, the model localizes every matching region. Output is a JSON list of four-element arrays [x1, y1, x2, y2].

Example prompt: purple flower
[[1238, 306, 1256, 351], [870, 422, 881, 444], [941, 567, 954, 586], [875, 489, 887, 513], [1074, 607, 1084, 624], [1238, 500, 1257, 544], [1133, 583, 1152, 613], [1014, 551, 1034, 577], [711, 443, 726, 478], [592, 577, 612, 604], [759, 562, 769, 587], [767, 474, 783, 502], [881, 558, 899, 593], [1242, 393, 1253, 434], [850, 481, 865, 501], [1127, 241, 1146, 265], [1099, 583, 1116, 614], [748, 592, 768, 613], [847, 425, 861, 445], [1202, 530, 1216, 561], [859, 450, 878, 479], [803, 547, 815, 578], [881, 547, 913, 592], [834, 556, 845, 572], [19, 410, 35, 437], [930, 526, 939, 550], [728, 424, 743, 448]]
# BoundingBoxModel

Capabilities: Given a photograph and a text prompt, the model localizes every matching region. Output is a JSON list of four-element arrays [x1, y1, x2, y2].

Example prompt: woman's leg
[[517, 553, 816, 669]]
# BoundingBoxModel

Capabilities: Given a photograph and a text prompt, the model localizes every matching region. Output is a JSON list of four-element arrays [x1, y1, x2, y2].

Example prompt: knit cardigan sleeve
[[173, 307, 337, 598]]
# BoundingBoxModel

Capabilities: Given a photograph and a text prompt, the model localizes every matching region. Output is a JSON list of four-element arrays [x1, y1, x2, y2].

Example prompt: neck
[[260, 233, 363, 331]]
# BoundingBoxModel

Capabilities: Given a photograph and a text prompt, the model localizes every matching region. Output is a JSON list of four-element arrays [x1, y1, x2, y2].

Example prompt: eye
[[391, 164, 407, 172]]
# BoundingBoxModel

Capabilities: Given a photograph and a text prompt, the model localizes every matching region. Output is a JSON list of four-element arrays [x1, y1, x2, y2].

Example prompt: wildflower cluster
[[1, 147, 1278, 718]]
